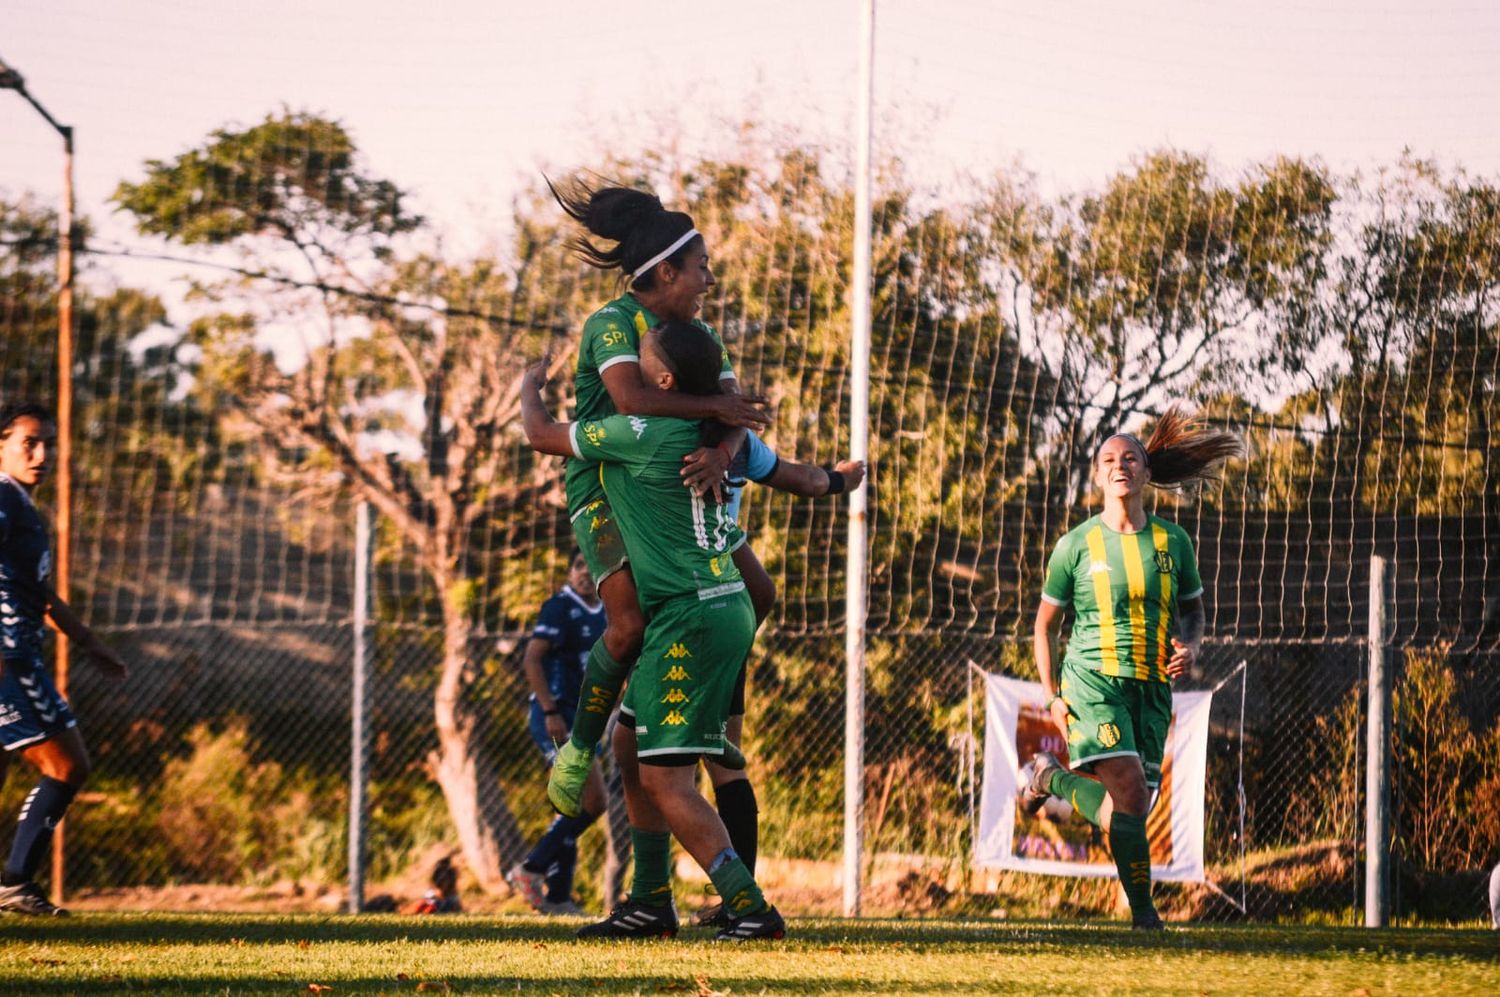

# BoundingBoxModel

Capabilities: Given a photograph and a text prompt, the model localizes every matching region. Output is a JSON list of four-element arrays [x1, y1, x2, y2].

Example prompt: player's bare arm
[[1033, 599, 1069, 739], [44, 583, 127, 681], [1167, 596, 1205, 679]]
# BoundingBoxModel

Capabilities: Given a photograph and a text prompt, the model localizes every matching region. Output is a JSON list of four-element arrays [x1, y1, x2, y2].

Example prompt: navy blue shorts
[[0, 655, 77, 751]]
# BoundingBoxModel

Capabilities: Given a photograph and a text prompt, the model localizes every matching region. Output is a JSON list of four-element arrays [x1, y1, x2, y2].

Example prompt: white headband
[[630, 228, 699, 280]]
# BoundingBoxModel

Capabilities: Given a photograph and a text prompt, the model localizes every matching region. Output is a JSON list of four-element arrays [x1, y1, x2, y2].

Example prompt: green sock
[[1048, 769, 1107, 827], [627, 829, 673, 906], [569, 640, 631, 751], [708, 855, 766, 918], [1108, 812, 1155, 917]]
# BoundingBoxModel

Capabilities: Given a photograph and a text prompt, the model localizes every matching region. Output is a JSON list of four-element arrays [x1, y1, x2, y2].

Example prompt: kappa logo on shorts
[[664, 665, 691, 681], [664, 643, 692, 660], [663, 710, 687, 726], [661, 688, 689, 704], [628, 416, 648, 438], [1097, 722, 1122, 748], [1153, 549, 1175, 573]]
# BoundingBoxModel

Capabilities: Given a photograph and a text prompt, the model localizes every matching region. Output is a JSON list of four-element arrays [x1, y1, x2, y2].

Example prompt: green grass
[[0, 914, 1496, 995]]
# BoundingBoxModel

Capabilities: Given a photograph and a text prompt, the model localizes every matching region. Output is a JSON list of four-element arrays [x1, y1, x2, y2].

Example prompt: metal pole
[[49, 124, 75, 908], [348, 502, 373, 913], [1364, 554, 1389, 927], [843, 0, 875, 919]]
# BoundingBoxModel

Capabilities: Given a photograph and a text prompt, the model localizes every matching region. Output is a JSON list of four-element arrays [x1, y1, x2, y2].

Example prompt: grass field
[[2, 914, 1498, 995]]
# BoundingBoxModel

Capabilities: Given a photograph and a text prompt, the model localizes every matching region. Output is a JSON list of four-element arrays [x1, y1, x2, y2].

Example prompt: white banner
[[974, 671, 1213, 883]]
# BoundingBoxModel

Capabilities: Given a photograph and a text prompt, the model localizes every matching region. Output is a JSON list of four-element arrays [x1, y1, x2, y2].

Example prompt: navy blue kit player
[[0, 403, 128, 917], [506, 550, 608, 914]]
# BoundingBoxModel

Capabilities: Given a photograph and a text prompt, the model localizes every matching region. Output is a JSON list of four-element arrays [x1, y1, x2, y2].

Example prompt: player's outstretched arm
[[765, 457, 866, 498], [44, 583, 128, 681], [519, 356, 576, 457], [602, 364, 768, 429]]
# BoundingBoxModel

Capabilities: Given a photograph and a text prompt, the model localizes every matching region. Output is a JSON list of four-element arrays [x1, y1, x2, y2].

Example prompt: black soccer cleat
[[713, 904, 786, 941], [0, 880, 69, 917], [1020, 751, 1065, 816], [576, 899, 679, 939], [1131, 909, 1166, 931], [692, 900, 729, 930]]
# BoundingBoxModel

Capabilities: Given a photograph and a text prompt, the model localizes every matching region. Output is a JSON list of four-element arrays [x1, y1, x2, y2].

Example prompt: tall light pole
[[0, 54, 76, 907]]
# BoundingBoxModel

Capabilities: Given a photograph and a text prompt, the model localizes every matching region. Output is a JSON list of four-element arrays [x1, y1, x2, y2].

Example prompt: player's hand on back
[[681, 446, 729, 500], [835, 459, 866, 492], [711, 392, 771, 431]]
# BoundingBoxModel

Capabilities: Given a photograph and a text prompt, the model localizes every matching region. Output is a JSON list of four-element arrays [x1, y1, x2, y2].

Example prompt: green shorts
[[1060, 659, 1172, 787], [622, 589, 755, 762], [570, 497, 628, 585]]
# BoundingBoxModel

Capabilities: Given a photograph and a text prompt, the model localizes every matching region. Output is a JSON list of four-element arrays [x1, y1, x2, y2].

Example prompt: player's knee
[[604, 613, 644, 661]]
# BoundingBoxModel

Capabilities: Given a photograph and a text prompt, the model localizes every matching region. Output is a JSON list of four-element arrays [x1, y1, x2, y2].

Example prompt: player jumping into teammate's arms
[[521, 321, 785, 941], [0, 403, 128, 917], [1022, 406, 1239, 929], [542, 176, 771, 821]]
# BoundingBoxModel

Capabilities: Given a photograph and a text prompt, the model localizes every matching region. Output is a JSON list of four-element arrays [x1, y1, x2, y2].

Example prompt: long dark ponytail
[[546, 175, 700, 292]]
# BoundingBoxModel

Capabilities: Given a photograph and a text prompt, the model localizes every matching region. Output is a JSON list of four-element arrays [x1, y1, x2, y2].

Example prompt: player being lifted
[[521, 320, 784, 941], [1022, 406, 1239, 929], [542, 177, 771, 820]]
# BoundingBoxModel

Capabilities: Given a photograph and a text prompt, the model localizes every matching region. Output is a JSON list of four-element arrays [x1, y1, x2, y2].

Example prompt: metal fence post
[[1364, 554, 1389, 927], [348, 501, 372, 913]]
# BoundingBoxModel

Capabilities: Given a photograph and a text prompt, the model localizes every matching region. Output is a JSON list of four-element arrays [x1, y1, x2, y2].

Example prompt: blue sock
[[545, 841, 579, 902], [5, 777, 76, 884], [523, 812, 595, 875]]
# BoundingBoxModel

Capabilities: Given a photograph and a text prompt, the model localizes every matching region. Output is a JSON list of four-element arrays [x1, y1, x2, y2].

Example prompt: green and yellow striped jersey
[[564, 294, 734, 516], [1042, 514, 1203, 682]]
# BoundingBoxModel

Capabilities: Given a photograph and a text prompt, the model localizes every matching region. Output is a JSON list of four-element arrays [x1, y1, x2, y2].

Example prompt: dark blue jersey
[[528, 585, 605, 709], [0, 475, 51, 661]]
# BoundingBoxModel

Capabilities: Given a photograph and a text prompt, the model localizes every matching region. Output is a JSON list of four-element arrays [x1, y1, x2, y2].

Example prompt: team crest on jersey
[[1153, 550, 1175, 574], [1097, 722, 1122, 748], [628, 416, 648, 439]]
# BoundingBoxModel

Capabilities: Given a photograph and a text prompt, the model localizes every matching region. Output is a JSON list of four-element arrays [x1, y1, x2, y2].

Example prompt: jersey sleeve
[[582, 307, 641, 377], [570, 414, 657, 469], [530, 595, 566, 645], [1175, 530, 1203, 601], [1041, 533, 1077, 607], [741, 431, 779, 483]]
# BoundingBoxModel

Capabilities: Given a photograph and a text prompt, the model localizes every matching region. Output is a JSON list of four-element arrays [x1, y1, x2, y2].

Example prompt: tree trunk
[[427, 589, 526, 893]]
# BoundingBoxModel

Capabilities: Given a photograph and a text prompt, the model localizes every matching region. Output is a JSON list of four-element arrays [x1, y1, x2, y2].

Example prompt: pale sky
[[5, 0, 1500, 273]]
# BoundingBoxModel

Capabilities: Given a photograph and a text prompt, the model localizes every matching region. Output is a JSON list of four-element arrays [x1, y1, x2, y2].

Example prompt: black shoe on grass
[[576, 900, 679, 939], [1131, 910, 1166, 931], [0, 880, 68, 917], [714, 905, 786, 941]]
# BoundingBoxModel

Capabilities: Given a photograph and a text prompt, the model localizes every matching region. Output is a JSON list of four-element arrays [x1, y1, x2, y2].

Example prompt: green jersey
[[565, 294, 735, 515], [570, 412, 745, 614], [1042, 514, 1203, 683]]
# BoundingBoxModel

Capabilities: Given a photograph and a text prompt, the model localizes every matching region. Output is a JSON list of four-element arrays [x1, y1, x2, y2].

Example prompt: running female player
[[1021, 406, 1239, 929]]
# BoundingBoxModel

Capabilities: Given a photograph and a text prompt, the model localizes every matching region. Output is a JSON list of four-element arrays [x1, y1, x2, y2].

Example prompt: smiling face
[[0, 415, 56, 492], [653, 239, 715, 321], [1093, 434, 1150, 500]]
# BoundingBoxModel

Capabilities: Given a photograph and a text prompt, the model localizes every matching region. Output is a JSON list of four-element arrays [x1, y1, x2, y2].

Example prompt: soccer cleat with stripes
[[505, 862, 547, 912], [1019, 751, 1064, 816], [546, 740, 594, 817], [575, 899, 679, 939], [0, 880, 68, 917], [713, 904, 786, 941]]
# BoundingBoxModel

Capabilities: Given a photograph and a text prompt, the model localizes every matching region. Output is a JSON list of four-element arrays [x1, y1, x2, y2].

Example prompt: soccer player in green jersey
[[541, 178, 772, 820], [1022, 406, 1240, 929], [521, 320, 785, 941]]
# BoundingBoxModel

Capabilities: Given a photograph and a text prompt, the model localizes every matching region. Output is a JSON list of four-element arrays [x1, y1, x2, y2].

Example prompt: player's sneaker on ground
[[1131, 910, 1166, 931], [540, 898, 584, 916], [505, 863, 547, 911], [0, 880, 68, 917], [576, 899, 680, 939], [714, 905, 786, 941], [547, 740, 594, 817], [691, 900, 729, 929], [1019, 751, 1065, 816]]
